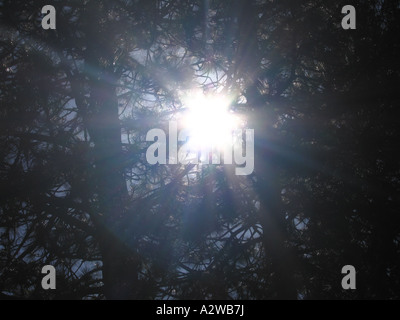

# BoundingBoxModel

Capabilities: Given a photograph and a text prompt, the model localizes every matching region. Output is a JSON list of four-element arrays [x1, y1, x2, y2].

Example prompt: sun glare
[[181, 91, 241, 153]]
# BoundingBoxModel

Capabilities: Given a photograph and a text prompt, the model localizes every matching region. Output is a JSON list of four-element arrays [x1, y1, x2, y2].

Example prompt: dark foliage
[[0, 0, 399, 299]]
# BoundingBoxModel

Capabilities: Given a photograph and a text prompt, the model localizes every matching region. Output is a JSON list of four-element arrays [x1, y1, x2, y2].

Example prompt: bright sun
[[181, 91, 241, 153]]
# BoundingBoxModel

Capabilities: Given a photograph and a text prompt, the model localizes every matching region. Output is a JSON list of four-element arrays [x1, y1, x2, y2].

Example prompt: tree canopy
[[0, 0, 399, 299]]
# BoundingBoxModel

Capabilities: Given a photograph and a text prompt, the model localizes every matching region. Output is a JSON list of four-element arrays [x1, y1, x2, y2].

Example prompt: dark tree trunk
[[78, 3, 139, 299], [250, 108, 297, 299]]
